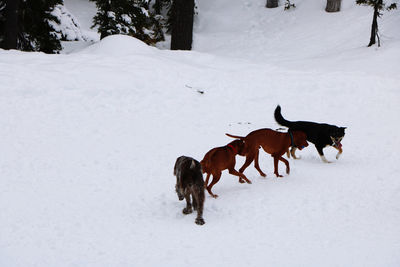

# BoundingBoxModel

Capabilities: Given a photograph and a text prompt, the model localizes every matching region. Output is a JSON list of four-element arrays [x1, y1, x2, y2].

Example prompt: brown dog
[[226, 128, 308, 177], [200, 139, 252, 198]]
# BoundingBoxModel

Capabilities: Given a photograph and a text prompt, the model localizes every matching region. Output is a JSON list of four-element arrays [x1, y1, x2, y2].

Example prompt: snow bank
[[80, 34, 156, 56], [1, 0, 399, 267]]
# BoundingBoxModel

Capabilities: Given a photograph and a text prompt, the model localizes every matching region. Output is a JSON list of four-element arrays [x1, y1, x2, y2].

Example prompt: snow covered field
[[1, 0, 399, 266]]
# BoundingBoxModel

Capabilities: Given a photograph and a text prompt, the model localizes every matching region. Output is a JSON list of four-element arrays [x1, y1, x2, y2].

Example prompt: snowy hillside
[[1, 0, 399, 266]]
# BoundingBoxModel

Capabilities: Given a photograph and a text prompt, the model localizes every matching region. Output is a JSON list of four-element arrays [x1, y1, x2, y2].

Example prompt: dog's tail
[[225, 133, 245, 139], [200, 158, 210, 174], [274, 105, 292, 127]]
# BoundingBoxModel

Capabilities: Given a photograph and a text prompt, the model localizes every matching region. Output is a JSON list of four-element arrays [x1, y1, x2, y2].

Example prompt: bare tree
[[356, 0, 397, 47]]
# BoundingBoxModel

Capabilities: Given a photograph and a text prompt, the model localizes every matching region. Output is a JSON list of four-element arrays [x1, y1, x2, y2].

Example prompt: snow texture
[[0, 0, 399, 266]]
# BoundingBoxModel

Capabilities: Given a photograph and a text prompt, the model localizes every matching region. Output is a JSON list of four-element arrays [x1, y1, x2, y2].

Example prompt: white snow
[[1, 0, 399, 266]]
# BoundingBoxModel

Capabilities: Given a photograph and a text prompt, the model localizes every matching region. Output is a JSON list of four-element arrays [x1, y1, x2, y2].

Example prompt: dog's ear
[[190, 160, 196, 169]]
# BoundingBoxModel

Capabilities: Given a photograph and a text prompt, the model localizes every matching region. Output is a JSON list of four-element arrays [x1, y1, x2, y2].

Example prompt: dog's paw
[[239, 178, 246, 184], [321, 155, 332, 163], [336, 153, 342, 160], [247, 180, 252, 184], [195, 218, 205, 225], [211, 194, 219, 199], [183, 207, 193, 214]]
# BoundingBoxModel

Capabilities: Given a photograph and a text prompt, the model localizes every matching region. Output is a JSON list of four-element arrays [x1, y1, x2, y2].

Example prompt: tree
[[0, 0, 63, 53], [284, 0, 296, 10], [152, 0, 173, 33], [19, 0, 63, 53], [266, 0, 279, 8], [3, 0, 19, 49], [170, 0, 194, 50], [91, 0, 164, 44], [51, 4, 91, 42], [356, 0, 397, 47], [153, 0, 164, 15], [326, 0, 342, 12]]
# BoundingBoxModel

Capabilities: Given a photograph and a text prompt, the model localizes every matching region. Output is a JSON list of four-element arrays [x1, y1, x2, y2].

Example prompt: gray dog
[[174, 156, 205, 225]]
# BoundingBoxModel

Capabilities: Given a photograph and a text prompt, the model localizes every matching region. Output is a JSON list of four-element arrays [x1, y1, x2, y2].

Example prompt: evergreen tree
[[153, 0, 165, 15], [152, 0, 172, 33], [91, 0, 164, 44], [0, 0, 63, 53], [356, 0, 397, 47], [19, 0, 63, 53], [284, 0, 296, 10]]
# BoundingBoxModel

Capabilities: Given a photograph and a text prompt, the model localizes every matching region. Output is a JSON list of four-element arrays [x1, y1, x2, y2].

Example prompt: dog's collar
[[288, 130, 295, 147], [227, 144, 237, 154]]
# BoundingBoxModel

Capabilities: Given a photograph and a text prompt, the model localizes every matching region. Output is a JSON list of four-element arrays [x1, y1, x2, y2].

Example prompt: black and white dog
[[174, 156, 205, 225], [274, 105, 346, 163]]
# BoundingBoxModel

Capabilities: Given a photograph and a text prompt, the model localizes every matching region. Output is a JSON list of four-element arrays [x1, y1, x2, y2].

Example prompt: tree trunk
[[325, 0, 341, 12], [266, 0, 279, 8], [368, 1, 380, 47], [4, 0, 19, 49], [171, 0, 194, 50]]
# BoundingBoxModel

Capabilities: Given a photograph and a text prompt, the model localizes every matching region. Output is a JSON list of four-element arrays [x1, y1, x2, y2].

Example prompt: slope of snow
[[1, 0, 399, 266]]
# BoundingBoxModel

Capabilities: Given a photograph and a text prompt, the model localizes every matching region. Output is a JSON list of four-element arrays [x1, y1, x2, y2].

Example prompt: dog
[[226, 128, 308, 177], [200, 139, 251, 198], [174, 156, 205, 225], [274, 105, 346, 163]]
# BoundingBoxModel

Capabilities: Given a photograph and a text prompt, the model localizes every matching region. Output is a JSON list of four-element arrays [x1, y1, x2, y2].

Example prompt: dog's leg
[[334, 146, 343, 160], [279, 156, 290, 174], [206, 172, 221, 198], [204, 173, 211, 188], [273, 156, 283, 177], [239, 153, 256, 175], [192, 187, 205, 225], [316, 145, 331, 163], [253, 149, 267, 177], [235, 158, 246, 183], [182, 193, 193, 214], [290, 147, 300, 159], [286, 149, 290, 158], [228, 168, 252, 184], [192, 192, 198, 211]]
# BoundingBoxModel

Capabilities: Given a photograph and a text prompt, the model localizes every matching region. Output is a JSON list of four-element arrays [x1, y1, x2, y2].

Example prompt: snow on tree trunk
[[266, 0, 279, 8], [325, 0, 341, 12], [171, 0, 194, 50]]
